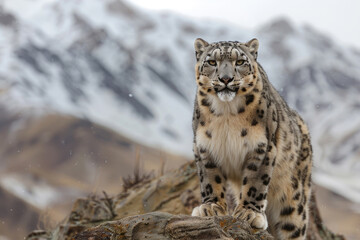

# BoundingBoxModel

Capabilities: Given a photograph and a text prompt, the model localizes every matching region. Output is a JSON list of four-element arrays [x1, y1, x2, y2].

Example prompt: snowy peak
[[260, 18, 295, 36], [0, 0, 360, 203]]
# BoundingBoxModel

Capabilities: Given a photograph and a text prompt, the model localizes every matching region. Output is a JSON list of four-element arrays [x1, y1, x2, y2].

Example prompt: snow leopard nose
[[219, 75, 234, 85]]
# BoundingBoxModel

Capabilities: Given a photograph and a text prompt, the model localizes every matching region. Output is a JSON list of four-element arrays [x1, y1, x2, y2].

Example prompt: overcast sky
[[129, 0, 360, 50]]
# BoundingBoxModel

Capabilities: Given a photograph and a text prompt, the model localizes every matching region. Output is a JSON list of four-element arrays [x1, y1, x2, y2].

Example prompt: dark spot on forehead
[[207, 42, 247, 61], [217, 41, 233, 46]]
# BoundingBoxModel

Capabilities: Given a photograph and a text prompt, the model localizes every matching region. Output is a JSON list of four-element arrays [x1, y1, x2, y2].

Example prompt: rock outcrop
[[26, 162, 345, 240]]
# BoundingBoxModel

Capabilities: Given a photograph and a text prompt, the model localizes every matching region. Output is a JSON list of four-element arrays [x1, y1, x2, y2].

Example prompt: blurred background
[[0, 0, 360, 239]]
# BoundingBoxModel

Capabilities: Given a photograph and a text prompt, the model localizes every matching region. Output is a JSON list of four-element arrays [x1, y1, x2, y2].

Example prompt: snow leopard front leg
[[232, 140, 276, 230], [191, 145, 228, 217]]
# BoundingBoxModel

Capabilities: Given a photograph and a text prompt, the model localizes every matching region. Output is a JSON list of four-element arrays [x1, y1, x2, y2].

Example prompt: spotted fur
[[191, 38, 312, 240]]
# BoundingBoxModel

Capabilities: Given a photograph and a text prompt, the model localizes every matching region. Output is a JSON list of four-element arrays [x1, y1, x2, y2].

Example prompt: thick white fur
[[217, 90, 236, 102], [196, 94, 267, 180]]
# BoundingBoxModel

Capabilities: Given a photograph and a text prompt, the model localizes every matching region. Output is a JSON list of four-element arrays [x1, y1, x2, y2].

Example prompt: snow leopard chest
[[196, 115, 266, 179]]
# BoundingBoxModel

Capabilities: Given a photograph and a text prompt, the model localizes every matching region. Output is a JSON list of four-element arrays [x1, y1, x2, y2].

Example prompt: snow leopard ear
[[245, 38, 259, 60], [194, 38, 209, 61]]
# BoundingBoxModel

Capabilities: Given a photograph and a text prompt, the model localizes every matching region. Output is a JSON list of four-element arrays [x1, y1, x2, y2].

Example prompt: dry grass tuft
[[122, 146, 154, 191]]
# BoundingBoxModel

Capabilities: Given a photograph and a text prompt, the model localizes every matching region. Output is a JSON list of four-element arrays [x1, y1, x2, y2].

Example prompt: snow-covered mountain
[[0, 0, 360, 203]]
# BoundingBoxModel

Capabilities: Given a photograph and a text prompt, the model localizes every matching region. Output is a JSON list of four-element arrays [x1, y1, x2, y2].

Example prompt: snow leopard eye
[[207, 60, 217, 66], [235, 60, 245, 66]]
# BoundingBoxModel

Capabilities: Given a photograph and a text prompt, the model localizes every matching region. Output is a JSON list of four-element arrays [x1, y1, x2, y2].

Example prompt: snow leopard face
[[194, 38, 259, 102]]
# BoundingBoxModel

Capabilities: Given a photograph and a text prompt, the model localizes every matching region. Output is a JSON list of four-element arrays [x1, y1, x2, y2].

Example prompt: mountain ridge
[[0, 0, 359, 204]]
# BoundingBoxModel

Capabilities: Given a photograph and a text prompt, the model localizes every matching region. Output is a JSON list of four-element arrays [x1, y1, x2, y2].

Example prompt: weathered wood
[[74, 212, 274, 240]]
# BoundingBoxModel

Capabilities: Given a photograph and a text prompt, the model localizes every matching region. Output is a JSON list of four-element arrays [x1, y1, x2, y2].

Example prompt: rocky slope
[[0, 109, 187, 240], [0, 185, 42, 240]]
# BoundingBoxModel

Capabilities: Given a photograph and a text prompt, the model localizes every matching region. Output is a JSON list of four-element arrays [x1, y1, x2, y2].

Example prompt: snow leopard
[[191, 38, 312, 240]]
